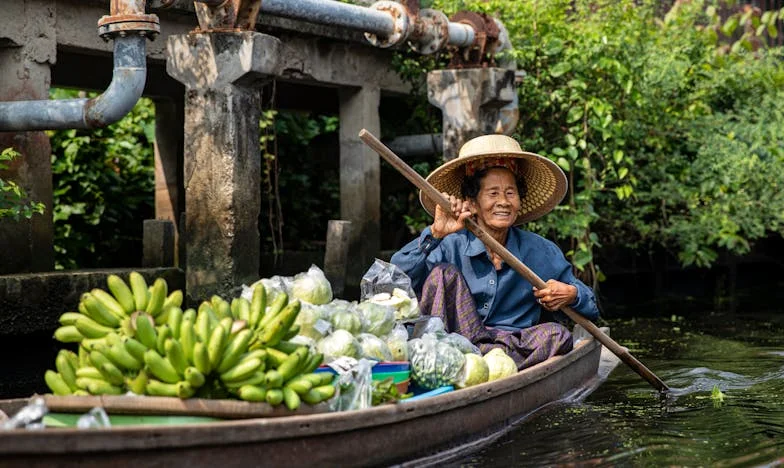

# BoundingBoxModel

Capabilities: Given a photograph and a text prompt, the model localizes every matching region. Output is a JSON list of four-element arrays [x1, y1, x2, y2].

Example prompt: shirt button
[[489, 280, 495, 285], [483, 303, 489, 309]]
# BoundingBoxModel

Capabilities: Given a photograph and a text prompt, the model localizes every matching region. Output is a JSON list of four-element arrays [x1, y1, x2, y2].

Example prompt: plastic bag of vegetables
[[360, 259, 420, 320], [357, 301, 395, 337], [318, 329, 362, 362], [440, 332, 481, 355], [408, 333, 466, 390], [483, 347, 518, 381], [294, 302, 331, 341], [455, 353, 489, 388], [290, 264, 333, 305], [384, 322, 409, 361], [356, 333, 394, 362]]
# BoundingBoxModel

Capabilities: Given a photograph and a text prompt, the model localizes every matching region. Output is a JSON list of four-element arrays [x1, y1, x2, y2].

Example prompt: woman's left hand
[[533, 280, 577, 311]]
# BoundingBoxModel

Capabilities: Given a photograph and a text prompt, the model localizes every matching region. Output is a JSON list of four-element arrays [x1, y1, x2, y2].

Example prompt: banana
[[184, 366, 205, 388], [78, 345, 91, 367], [302, 384, 336, 405], [167, 306, 184, 340], [81, 292, 121, 327], [58, 312, 83, 327], [104, 332, 123, 348], [236, 298, 250, 322], [59, 350, 80, 385], [238, 385, 267, 402], [282, 387, 301, 411], [156, 324, 172, 355], [126, 370, 149, 395], [85, 378, 123, 395], [192, 341, 212, 375], [91, 288, 127, 320], [163, 290, 183, 311], [284, 377, 313, 396], [256, 300, 301, 348], [145, 278, 168, 317], [216, 329, 252, 374], [54, 325, 84, 343], [257, 293, 288, 330], [154, 307, 171, 326], [207, 324, 227, 370], [301, 352, 325, 375], [45, 370, 73, 396], [182, 308, 197, 324], [195, 306, 213, 343], [265, 348, 289, 369], [107, 274, 136, 314], [165, 338, 188, 376], [176, 381, 195, 399], [216, 299, 231, 320], [74, 315, 115, 339], [124, 337, 148, 363], [144, 349, 180, 384], [99, 362, 125, 386], [81, 337, 109, 352], [76, 367, 105, 380], [223, 370, 266, 389], [271, 340, 302, 354], [265, 388, 284, 406], [249, 284, 267, 329], [134, 313, 157, 350], [179, 319, 197, 362], [282, 324, 300, 341], [301, 371, 335, 387], [107, 343, 143, 371], [145, 379, 179, 397], [264, 369, 283, 389], [277, 347, 308, 383], [129, 272, 149, 312], [220, 357, 262, 383]]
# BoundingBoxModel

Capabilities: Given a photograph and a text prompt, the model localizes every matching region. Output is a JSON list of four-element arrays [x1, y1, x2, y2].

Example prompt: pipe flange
[[98, 14, 161, 40], [365, 1, 411, 48], [409, 9, 449, 55]]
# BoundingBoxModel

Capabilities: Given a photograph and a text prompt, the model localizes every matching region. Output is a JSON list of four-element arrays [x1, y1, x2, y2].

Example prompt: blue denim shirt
[[390, 226, 600, 331]]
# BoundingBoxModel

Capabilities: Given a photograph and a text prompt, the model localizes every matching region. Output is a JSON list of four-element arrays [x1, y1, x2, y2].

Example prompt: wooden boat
[[0, 333, 606, 467]]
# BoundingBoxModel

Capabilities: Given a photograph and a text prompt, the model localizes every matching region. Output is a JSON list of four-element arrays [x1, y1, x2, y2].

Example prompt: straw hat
[[419, 134, 568, 224]]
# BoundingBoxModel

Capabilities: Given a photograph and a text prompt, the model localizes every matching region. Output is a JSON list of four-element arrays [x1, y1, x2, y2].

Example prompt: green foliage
[[49, 89, 155, 270], [0, 147, 45, 220], [392, 0, 784, 277]]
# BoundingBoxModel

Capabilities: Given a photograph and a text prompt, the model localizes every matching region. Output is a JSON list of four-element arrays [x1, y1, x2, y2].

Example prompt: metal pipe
[[260, 0, 396, 37], [447, 22, 475, 47], [385, 133, 443, 157], [0, 35, 148, 131]]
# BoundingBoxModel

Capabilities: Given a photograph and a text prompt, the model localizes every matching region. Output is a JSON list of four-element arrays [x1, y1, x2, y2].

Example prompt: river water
[[453, 308, 784, 467]]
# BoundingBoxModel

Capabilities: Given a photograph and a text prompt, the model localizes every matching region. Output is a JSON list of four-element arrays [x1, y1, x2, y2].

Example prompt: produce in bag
[[318, 329, 361, 362], [295, 302, 331, 341], [385, 323, 409, 361], [411, 316, 447, 340], [456, 353, 490, 388], [356, 333, 394, 362], [360, 259, 420, 321], [356, 301, 395, 337], [290, 265, 333, 305], [483, 347, 518, 381], [330, 308, 363, 335], [440, 332, 481, 355], [408, 333, 466, 390], [366, 288, 420, 321]]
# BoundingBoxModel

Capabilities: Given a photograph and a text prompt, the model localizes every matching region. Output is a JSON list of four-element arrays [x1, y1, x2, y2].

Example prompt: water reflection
[[452, 312, 784, 467]]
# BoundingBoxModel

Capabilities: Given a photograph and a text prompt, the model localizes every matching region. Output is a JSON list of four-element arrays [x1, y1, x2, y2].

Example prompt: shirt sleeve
[[550, 245, 600, 322], [390, 226, 443, 294]]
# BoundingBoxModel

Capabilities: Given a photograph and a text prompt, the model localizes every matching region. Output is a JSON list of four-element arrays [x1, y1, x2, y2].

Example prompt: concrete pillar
[[0, 0, 56, 274], [427, 68, 518, 161], [166, 32, 281, 302], [338, 86, 381, 286], [152, 98, 183, 266]]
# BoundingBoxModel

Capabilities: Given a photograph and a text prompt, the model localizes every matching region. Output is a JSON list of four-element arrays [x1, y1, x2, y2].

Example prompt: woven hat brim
[[419, 151, 568, 225]]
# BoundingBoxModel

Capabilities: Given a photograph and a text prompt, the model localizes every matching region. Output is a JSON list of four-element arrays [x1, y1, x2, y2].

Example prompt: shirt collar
[[464, 227, 523, 258]]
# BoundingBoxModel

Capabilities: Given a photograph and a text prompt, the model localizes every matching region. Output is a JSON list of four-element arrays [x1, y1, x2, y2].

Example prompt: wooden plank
[[323, 220, 352, 298]]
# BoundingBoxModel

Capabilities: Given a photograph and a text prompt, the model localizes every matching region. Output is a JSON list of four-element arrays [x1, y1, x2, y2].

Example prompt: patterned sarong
[[418, 263, 573, 370]]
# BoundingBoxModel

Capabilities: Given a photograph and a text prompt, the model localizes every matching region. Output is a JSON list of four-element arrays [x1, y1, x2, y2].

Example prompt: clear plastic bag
[[360, 259, 420, 321], [77, 407, 111, 429], [356, 333, 394, 362], [318, 329, 362, 362], [329, 357, 375, 412], [385, 322, 410, 361], [290, 264, 333, 305], [440, 332, 481, 355], [411, 316, 447, 340], [357, 301, 396, 337], [2, 397, 47, 430], [408, 333, 466, 390]]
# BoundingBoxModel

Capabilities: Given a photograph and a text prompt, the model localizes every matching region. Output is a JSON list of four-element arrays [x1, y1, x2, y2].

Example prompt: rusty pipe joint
[[408, 9, 450, 55], [97, 0, 160, 40], [364, 1, 412, 48]]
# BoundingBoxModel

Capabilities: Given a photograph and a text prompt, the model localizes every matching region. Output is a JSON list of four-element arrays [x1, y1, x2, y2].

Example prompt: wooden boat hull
[[0, 337, 602, 467]]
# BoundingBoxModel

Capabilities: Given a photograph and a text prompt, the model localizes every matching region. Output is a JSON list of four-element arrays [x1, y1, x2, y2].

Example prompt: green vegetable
[[483, 348, 517, 381]]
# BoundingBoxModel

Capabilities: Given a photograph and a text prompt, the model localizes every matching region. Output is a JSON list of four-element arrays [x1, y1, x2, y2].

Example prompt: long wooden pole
[[359, 129, 669, 393]]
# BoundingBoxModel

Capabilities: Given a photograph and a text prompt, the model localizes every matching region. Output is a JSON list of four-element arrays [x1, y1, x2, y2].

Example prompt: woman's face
[[470, 167, 521, 232]]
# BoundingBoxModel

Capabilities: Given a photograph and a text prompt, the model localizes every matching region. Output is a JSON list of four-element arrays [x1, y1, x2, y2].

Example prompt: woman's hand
[[430, 193, 473, 239], [533, 279, 577, 311]]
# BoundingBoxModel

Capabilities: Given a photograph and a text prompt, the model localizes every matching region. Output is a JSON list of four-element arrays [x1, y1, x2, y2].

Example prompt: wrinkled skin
[[430, 167, 577, 311]]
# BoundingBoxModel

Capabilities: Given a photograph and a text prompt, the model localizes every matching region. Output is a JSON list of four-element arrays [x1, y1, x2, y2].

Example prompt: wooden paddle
[[359, 129, 669, 393]]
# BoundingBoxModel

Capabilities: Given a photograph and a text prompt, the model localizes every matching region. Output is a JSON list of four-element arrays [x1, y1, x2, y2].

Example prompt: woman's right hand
[[431, 193, 473, 239]]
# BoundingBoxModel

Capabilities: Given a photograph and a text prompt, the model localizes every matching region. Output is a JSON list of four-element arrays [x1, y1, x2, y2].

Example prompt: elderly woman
[[391, 134, 600, 370]]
